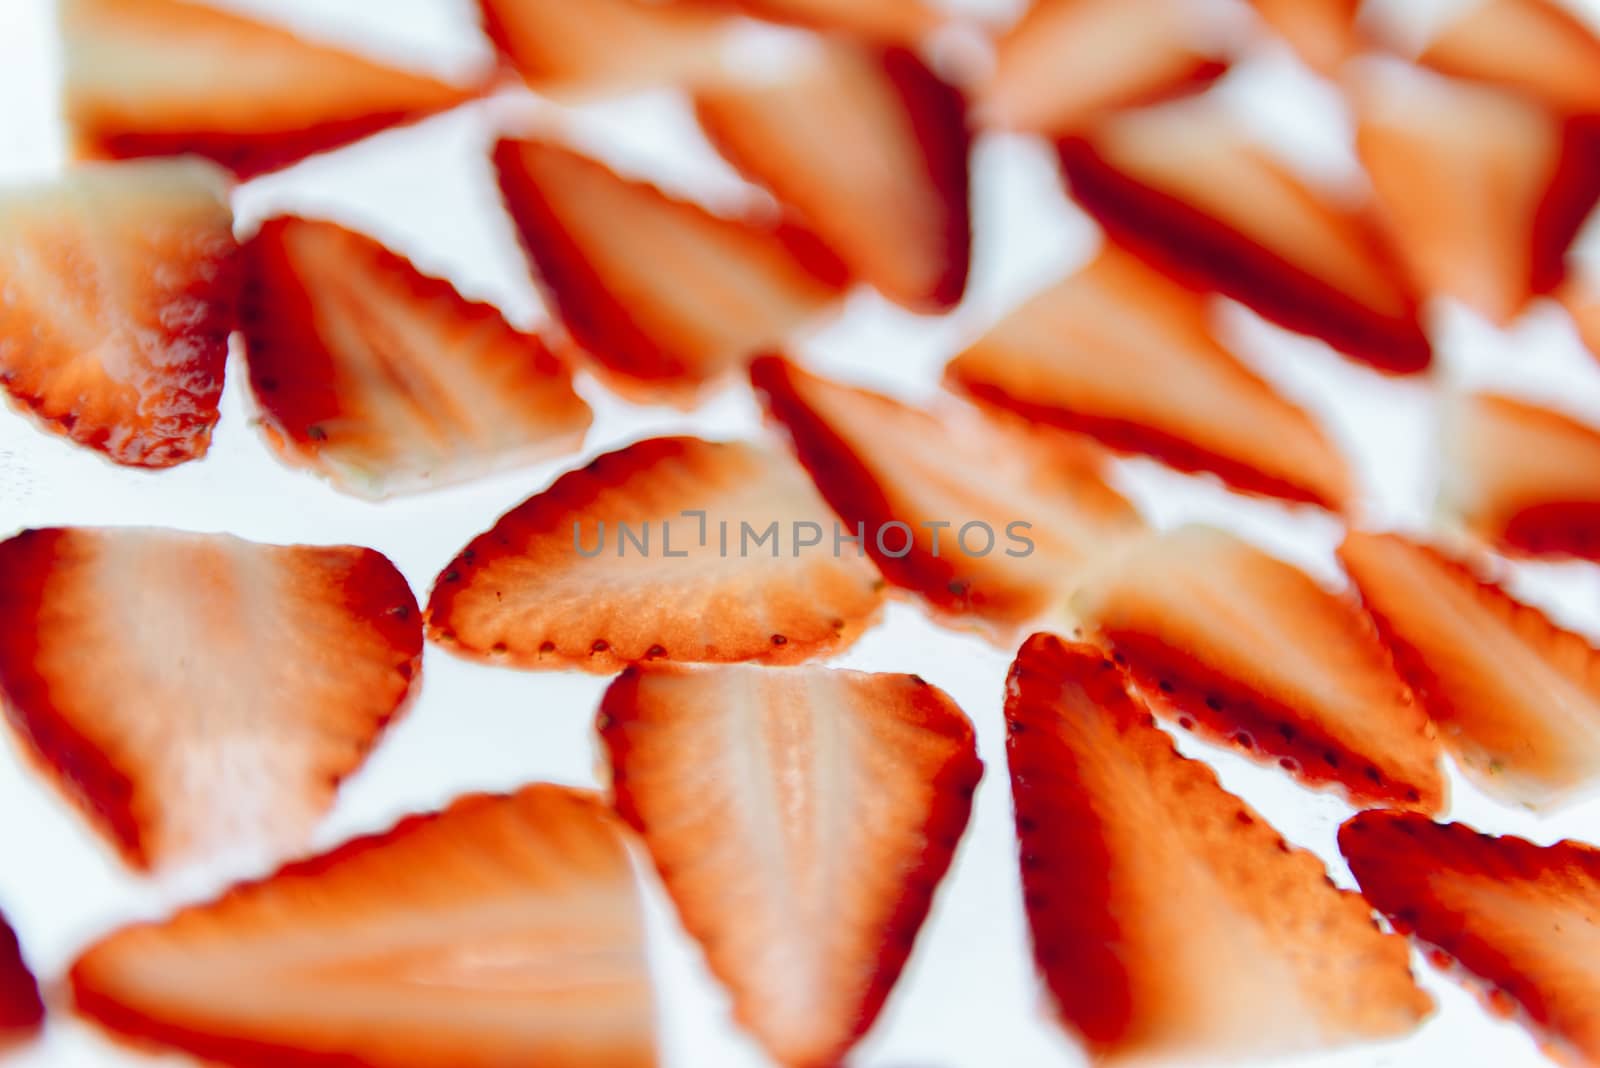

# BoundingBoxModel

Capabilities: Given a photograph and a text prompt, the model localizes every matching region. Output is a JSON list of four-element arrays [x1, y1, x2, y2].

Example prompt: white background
[[3, 0, 1600, 1064]]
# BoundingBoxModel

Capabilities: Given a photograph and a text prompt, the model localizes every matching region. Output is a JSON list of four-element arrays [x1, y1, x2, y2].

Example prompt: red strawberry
[[1058, 99, 1432, 373], [0, 527, 422, 869], [599, 662, 979, 1068], [494, 139, 847, 403], [239, 216, 591, 500], [72, 785, 655, 1068], [1007, 635, 1432, 1063], [751, 354, 1145, 638], [0, 911, 43, 1047], [1341, 812, 1600, 1068], [947, 244, 1353, 509], [723, 0, 941, 43], [1250, 0, 1362, 75], [697, 42, 972, 312], [1071, 525, 1445, 810], [61, 0, 480, 179], [1413, 0, 1600, 115], [426, 436, 885, 671], [0, 159, 237, 468]]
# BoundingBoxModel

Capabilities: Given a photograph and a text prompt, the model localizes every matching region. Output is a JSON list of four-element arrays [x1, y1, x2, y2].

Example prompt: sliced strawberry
[[1561, 268, 1600, 365], [1008, 635, 1431, 1063], [494, 139, 847, 403], [722, 0, 941, 42], [1342, 812, 1600, 1067], [947, 245, 1353, 509], [72, 785, 655, 1068], [1058, 100, 1431, 373], [0, 527, 421, 870], [0, 159, 237, 468], [600, 662, 979, 1068], [239, 216, 590, 500], [751, 355, 1145, 638], [1250, 0, 1362, 75], [61, 0, 479, 179], [1442, 393, 1600, 563], [1414, 0, 1600, 115], [0, 911, 43, 1046], [978, 0, 1229, 135], [696, 42, 972, 312], [1071, 526, 1444, 810]]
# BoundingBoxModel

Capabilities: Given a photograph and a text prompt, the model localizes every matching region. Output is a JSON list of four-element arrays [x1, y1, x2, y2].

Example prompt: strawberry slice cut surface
[[724, 0, 941, 42], [1565, 269, 1600, 363], [1249, 0, 1362, 75], [1414, 0, 1600, 115], [0, 911, 43, 1047]]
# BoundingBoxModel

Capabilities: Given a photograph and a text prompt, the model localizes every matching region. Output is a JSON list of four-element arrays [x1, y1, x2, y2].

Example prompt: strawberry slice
[[494, 139, 847, 402], [239, 216, 591, 500], [1341, 812, 1600, 1067], [946, 245, 1354, 509], [1561, 268, 1600, 365], [0, 527, 422, 870], [978, 0, 1229, 135], [1071, 526, 1445, 810], [62, 0, 479, 179], [72, 785, 655, 1068], [1414, 0, 1600, 115], [1442, 393, 1600, 563], [0, 159, 237, 468], [1008, 635, 1432, 1063], [599, 662, 980, 1068], [696, 42, 972, 312], [1249, 0, 1362, 75], [751, 354, 1145, 638], [1058, 100, 1431, 373], [723, 0, 941, 42], [0, 911, 43, 1047], [426, 435, 885, 671]]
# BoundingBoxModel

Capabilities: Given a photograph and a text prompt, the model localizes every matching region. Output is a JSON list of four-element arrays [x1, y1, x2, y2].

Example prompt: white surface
[[2, 0, 1600, 1065]]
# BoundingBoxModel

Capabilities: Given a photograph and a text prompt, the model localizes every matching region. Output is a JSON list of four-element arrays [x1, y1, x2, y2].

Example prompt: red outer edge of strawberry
[[1532, 115, 1600, 297], [1497, 501, 1600, 562], [0, 913, 44, 1043]]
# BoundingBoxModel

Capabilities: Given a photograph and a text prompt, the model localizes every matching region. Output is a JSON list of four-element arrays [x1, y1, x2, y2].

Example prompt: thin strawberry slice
[[1342, 812, 1600, 1067], [0, 527, 422, 870], [947, 245, 1353, 509], [696, 42, 972, 312], [1250, 0, 1362, 75], [1561, 268, 1600, 365], [494, 139, 847, 402], [72, 785, 655, 1068], [427, 435, 885, 671], [1058, 100, 1431, 373], [239, 216, 591, 500], [723, 0, 941, 42], [599, 662, 980, 1068], [1442, 393, 1600, 563], [1008, 635, 1431, 1063], [0, 911, 43, 1047], [751, 355, 1145, 638], [1071, 526, 1445, 810], [978, 0, 1229, 135], [62, 0, 479, 179], [0, 159, 237, 468], [1414, 0, 1600, 115]]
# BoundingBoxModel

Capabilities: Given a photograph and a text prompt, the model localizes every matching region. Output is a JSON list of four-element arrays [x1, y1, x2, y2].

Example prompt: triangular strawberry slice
[[696, 42, 972, 312], [72, 785, 655, 1068], [1249, 0, 1362, 75], [751, 355, 1146, 638], [0, 159, 237, 469], [724, 0, 941, 42], [1071, 525, 1445, 809], [1341, 812, 1600, 1067], [494, 139, 847, 403], [947, 245, 1354, 509], [1008, 635, 1432, 1063], [0, 912, 43, 1047], [978, 0, 1229, 135], [1414, 0, 1600, 115], [1441, 393, 1600, 563], [0, 527, 422, 870], [426, 435, 885, 671], [61, 0, 479, 179], [1058, 100, 1432, 373], [239, 216, 591, 500], [599, 662, 980, 1068]]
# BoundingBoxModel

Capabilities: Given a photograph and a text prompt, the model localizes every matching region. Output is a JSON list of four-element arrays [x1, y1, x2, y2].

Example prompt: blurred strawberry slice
[[1249, 0, 1362, 75], [1562, 268, 1600, 363], [1413, 0, 1600, 115], [0, 911, 43, 1048], [725, 0, 941, 42]]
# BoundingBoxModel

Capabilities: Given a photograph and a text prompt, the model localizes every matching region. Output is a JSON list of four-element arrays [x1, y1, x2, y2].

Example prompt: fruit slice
[[239, 216, 591, 499], [72, 785, 655, 1068], [1441, 393, 1600, 563], [1250, 0, 1362, 75], [0, 527, 422, 869], [1071, 525, 1445, 810], [1008, 635, 1432, 1063], [0, 158, 237, 468], [494, 139, 846, 402], [751, 355, 1145, 638], [61, 0, 478, 178], [1342, 812, 1600, 1068], [1561, 268, 1600, 365], [0, 911, 43, 1047], [947, 245, 1353, 509], [724, 0, 941, 42], [427, 436, 884, 671], [599, 662, 980, 1068], [1058, 100, 1431, 373], [1415, 0, 1600, 115], [696, 42, 972, 312]]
